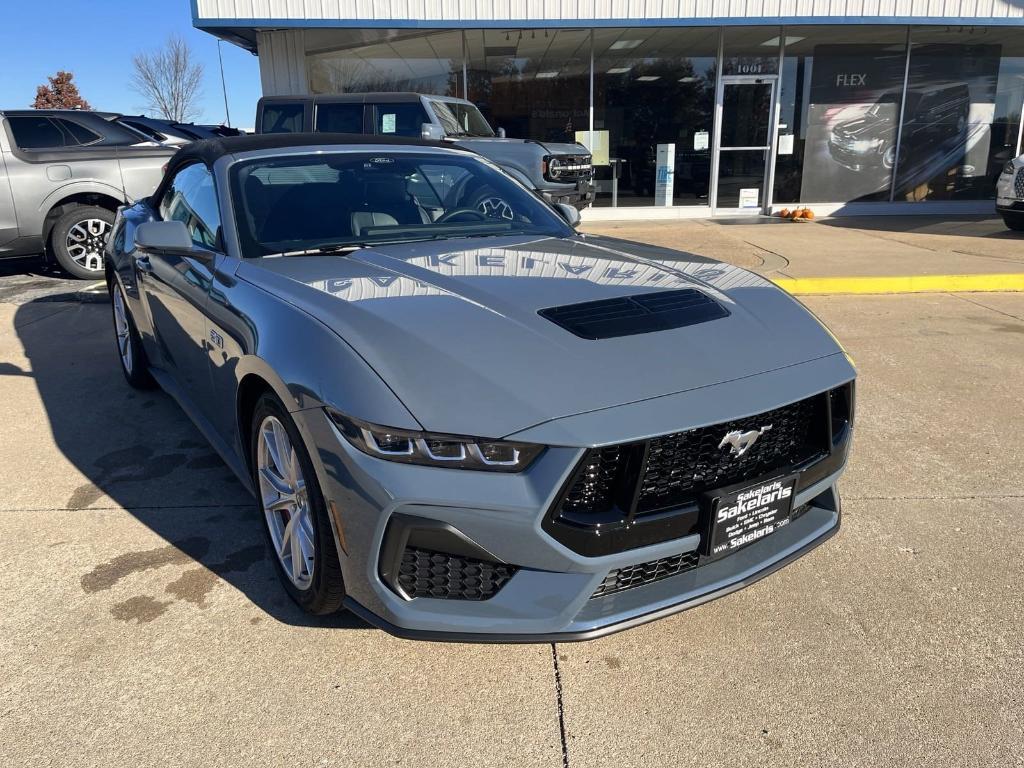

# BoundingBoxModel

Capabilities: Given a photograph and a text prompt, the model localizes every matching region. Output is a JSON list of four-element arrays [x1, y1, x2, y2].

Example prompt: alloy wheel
[[66, 218, 111, 273], [112, 285, 133, 375], [257, 415, 315, 588]]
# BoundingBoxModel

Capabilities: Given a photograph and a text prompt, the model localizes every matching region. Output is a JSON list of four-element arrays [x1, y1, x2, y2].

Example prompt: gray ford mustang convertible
[[105, 133, 855, 642]]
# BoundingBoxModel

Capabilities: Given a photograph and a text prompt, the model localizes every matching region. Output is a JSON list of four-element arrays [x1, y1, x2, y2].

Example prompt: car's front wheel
[[1003, 212, 1024, 232], [110, 281, 154, 389], [51, 205, 115, 279], [251, 393, 346, 615]]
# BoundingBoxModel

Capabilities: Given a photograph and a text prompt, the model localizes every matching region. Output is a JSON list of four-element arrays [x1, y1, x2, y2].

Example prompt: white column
[[256, 29, 310, 96]]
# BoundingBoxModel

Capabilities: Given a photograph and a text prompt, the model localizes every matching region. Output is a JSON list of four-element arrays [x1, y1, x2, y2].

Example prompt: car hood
[[452, 137, 589, 156], [236, 235, 843, 441]]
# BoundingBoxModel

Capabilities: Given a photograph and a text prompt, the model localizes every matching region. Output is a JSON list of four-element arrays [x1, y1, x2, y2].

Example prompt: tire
[[110, 280, 155, 389], [51, 205, 114, 279], [251, 393, 346, 615], [1002, 213, 1024, 232]]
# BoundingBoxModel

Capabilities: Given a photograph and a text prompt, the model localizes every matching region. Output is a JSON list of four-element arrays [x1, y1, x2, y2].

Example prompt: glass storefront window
[[307, 30, 465, 96], [464, 29, 591, 142], [774, 26, 910, 204], [297, 24, 1024, 211], [722, 26, 781, 76], [592, 27, 719, 207], [895, 26, 1024, 201]]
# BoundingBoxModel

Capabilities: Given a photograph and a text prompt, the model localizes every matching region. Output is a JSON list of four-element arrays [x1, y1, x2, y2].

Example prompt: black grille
[[1016, 167, 1024, 198], [551, 153, 593, 181], [591, 551, 700, 598], [539, 289, 729, 340], [397, 546, 516, 600], [559, 444, 624, 519], [637, 396, 826, 514]]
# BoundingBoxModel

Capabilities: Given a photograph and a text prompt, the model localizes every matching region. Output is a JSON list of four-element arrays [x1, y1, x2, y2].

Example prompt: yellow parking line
[[773, 274, 1024, 295]]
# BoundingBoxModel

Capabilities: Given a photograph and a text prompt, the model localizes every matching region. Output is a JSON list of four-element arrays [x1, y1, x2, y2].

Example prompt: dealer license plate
[[704, 475, 797, 561]]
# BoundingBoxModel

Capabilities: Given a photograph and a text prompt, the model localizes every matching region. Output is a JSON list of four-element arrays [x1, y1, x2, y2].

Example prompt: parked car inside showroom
[[996, 154, 1024, 231], [105, 133, 856, 641]]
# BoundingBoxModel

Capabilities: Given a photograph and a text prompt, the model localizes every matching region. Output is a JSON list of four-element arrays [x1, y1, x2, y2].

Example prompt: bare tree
[[131, 35, 204, 122]]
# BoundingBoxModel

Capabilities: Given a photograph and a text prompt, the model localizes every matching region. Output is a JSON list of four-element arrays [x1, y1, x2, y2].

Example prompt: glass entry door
[[713, 76, 777, 212]]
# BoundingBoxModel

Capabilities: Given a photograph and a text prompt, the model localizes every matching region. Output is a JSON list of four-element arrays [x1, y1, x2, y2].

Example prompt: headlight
[[327, 410, 544, 472], [852, 137, 884, 151], [1003, 160, 1016, 176], [546, 156, 563, 180]]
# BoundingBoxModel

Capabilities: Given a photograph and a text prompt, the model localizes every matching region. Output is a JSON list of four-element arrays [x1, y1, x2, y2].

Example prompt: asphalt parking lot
[[1, 219, 1023, 767]]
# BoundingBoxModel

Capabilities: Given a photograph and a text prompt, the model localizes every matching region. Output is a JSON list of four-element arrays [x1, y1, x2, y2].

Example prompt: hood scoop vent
[[539, 289, 729, 340]]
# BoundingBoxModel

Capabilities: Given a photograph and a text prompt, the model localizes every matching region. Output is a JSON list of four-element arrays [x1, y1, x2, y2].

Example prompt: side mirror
[[555, 202, 581, 228], [496, 127, 506, 138], [421, 122, 445, 141], [135, 220, 193, 254]]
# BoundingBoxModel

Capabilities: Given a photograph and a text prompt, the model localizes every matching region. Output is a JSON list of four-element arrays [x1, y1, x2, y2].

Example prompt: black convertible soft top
[[152, 132, 468, 206], [165, 132, 459, 170]]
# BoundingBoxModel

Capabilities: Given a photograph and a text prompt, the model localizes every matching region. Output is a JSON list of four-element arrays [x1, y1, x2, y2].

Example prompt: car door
[[0, 146, 17, 249], [136, 162, 220, 415]]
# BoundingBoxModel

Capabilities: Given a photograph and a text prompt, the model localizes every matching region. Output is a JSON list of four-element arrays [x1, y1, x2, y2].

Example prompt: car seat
[[351, 175, 429, 236]]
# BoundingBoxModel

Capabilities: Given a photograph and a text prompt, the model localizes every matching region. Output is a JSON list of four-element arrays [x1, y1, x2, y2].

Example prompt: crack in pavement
[[948, 292, 1024, 323], [550, 644, 570, 768]]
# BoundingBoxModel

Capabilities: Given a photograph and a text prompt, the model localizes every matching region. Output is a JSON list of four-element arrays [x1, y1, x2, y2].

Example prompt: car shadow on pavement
[[13, 292, 369, 630], [819, 214, 1024, 240]]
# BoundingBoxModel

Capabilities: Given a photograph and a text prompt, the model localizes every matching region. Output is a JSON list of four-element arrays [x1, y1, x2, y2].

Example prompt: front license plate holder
[[702, 474, 798, 562]]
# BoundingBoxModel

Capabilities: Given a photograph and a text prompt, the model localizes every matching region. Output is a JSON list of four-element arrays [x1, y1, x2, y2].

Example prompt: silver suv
[[0, 110, 175, 278], [256, 93, 595, 209]]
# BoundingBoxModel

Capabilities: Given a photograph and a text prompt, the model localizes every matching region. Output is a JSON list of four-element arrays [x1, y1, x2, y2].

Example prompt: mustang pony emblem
[[718, 425, 773, 458]]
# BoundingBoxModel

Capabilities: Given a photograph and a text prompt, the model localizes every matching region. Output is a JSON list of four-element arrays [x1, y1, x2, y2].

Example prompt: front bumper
[[298, 363, 854, 642], [541, 179, 595, 209], [827, 139, 882, 172], [344, 483, 841, 643]]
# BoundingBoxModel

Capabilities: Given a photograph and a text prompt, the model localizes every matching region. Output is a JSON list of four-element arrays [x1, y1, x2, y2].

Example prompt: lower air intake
[[591, 551, 700, 598], [397, 546, 516, 600]]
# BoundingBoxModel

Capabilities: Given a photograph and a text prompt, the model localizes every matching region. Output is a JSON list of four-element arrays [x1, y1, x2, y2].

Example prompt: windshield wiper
[[263, 243, 368, 258]]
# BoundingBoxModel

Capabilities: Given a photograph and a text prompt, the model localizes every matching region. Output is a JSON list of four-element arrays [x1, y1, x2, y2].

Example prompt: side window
[[159, 164, 222, 250], [372, 103, 429, 137], [7, 115, 66, 149], [54, 118, 102, 146], [261, 103, 304, 134], [315, 103, 364, 133]]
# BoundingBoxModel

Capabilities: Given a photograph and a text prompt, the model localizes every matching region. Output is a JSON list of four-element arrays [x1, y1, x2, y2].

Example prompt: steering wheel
[[436, 207, 488, 223]]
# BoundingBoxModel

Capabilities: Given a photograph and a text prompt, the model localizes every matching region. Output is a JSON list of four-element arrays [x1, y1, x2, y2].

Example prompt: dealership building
[[193, 1, 1024, 219]]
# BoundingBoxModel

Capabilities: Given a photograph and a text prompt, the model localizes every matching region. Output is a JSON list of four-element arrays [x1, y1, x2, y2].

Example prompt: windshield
[[430, 101, 495, 137], [230, 151, 571, 257]]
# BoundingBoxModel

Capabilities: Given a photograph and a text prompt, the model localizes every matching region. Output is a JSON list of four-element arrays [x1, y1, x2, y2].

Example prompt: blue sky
[[0, 1, 262, 129]]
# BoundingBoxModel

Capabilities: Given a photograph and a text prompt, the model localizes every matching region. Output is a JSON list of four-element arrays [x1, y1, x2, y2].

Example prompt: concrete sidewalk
[[582, 214, 1024, 281]]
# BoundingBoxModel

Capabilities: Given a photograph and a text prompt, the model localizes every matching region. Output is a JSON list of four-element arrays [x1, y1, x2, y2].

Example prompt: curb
[[773, 274, 1024, 296]]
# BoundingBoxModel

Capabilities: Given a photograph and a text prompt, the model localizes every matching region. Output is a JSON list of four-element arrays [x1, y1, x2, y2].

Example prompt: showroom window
[[307, 30, 464, 96], [774, 26, 910, 204], [464, 29, 592, 143], [894, 26, 1024, 201], [592, 27, 719, 207]]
